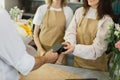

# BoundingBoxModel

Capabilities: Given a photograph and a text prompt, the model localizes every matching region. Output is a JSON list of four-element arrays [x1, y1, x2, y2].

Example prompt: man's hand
[[44, 49, 58, 63], [32, 49, 58, 71]]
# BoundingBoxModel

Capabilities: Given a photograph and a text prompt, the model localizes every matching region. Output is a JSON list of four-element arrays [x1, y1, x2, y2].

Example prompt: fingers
[[62, 45, 75, 55], [44, 50, 58, 63], [53, 52, 59, 60], [37, 52, 45, 56], [55, 54, 65, 64], [62, 42, 70, 47], [62, 49, 72, 54], [49, 49, 54, 52], [62, 42, 71, 51], [38, 49, 46, 56], [64, 45, 70, 50]]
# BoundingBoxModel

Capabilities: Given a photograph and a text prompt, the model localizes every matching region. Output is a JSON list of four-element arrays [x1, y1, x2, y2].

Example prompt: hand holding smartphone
[[51, 43, 67, 54]]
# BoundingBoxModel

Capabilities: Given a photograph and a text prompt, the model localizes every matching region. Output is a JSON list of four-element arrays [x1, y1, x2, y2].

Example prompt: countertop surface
[[20, 63, 110, 80], [47, 63, 110, 80]]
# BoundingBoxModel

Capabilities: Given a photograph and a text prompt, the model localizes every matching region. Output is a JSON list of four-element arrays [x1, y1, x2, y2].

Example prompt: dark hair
[[83, 0, 114, 20]]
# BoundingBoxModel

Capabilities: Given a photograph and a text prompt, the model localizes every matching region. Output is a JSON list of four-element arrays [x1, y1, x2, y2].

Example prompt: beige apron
[[39, 7, 66, 50], [39, 7, 67, 64], [74, 16, 108, 71]]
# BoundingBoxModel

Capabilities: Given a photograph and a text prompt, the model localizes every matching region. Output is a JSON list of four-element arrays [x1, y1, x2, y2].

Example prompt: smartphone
[[51, 43, 67, 54]]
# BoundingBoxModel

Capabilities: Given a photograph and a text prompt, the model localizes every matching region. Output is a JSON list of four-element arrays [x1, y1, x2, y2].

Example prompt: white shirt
[[33, 4, 73, 29], [64, 7, 114, 60], [0, 9, 35, 80]]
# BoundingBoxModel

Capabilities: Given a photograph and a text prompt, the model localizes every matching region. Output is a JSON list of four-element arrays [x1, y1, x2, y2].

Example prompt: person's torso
[[39, 7, 66, 50], [74, 16, 108, 71]]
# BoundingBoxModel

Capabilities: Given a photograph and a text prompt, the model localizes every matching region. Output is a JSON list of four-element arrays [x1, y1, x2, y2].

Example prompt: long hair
[[45, 0, 67, 7], [83, 0, 114, 20]]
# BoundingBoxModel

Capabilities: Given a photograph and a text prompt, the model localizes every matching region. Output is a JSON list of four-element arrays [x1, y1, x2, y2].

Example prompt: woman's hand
[[55, 54, 65, 65], [62, 42, 75, 54], [38, 48, 46, 56]]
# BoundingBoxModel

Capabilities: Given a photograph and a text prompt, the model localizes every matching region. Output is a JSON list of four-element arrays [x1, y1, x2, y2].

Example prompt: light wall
[[5, 0, 19, 11]]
